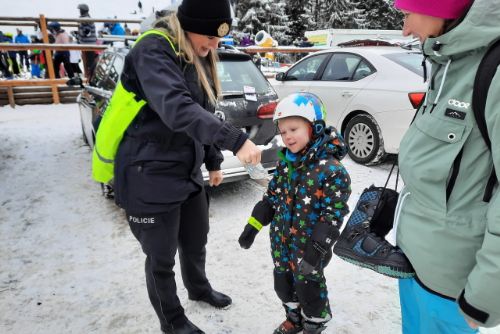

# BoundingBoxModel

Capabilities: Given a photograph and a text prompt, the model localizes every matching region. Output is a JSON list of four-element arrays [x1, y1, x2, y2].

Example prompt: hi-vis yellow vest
[[92, 30, 178, 184]]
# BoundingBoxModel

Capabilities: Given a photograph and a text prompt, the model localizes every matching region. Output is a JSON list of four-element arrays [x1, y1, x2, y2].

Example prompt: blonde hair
[[153, 13, 221, 106]]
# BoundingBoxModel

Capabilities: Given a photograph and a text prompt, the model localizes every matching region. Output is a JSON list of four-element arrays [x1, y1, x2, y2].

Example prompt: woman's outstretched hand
[[236, 139, 262, 165]]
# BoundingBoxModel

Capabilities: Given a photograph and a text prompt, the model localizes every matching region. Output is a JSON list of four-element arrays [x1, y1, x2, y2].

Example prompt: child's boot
[[302, 320, 327, 334], [273, 306, 303, 334]]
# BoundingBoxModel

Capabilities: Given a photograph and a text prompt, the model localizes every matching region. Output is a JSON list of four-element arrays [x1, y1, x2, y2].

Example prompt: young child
[[239, 92, 351, 334]]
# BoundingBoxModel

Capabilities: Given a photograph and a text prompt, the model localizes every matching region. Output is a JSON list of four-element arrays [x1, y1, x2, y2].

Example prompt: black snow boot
[[162, 318, 205, 334], [100, 182, 114, 199], [273, 306, 303, 334], [333, 186, 415, 279], [302, 321, 327, 334]]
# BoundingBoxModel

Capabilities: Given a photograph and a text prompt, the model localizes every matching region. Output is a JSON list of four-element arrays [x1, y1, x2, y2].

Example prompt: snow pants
[[127, 189, 212, 329], [274, 269, 331, 321], [271, 227, 332, 322], [399, 278, 479, 334]]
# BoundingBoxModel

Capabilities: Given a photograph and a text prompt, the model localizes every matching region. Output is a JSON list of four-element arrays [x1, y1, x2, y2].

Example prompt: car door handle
[[342, 91, 354, 97]]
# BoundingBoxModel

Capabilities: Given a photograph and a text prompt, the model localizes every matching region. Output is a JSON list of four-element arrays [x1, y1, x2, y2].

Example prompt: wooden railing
[[0, 15, 139, 107]]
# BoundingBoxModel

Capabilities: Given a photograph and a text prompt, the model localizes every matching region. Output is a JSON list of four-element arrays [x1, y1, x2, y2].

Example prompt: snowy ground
[[0, 104, 498, 334]]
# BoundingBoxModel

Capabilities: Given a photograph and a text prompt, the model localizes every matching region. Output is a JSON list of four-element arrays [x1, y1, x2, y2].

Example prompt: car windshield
[[217, 60, 271, 95], [383, 52, 425, 77]]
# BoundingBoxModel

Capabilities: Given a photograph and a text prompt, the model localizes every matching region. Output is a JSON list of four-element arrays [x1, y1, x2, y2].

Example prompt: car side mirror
[[275, 72, 285, 81]]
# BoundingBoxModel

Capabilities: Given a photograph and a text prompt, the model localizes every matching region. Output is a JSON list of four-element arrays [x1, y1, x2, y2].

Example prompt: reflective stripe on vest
[[92, 30, 178, 184]]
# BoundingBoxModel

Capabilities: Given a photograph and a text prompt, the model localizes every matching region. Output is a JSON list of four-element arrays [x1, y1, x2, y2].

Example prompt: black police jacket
[[114, 34, 248, 215]]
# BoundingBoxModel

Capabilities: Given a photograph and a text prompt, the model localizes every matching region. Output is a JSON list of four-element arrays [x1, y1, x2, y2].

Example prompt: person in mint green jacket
[[394, 0, 500, 332]]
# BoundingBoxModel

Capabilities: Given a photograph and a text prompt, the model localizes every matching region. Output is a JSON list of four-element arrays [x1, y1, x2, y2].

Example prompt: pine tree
[[309, 0, 329, 29], [286, 0, 311, 43], [327, 0, 366, 29], [265, 0, 290, 45], [236, 0, 267, 35], [359, 0, 403, 29]]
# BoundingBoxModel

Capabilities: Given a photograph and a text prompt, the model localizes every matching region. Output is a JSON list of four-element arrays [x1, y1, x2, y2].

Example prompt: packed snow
[[1, 104, 499, 334]]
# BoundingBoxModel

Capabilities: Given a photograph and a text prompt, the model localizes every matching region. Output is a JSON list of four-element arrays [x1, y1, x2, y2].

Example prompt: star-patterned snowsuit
[[262, 127, 351, 321]]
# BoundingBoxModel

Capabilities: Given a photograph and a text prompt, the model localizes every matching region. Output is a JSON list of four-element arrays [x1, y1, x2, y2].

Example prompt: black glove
[[238, 224, 259, 249], [299, 222, 340, 275], [239, 199, 274, 249]]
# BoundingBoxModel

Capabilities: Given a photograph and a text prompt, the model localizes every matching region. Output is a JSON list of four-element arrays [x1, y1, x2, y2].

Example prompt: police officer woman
[[108, 0, 261, 333]]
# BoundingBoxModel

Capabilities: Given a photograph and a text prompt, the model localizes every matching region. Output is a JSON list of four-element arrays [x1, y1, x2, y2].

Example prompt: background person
[[106, 0, 262, 333], [76, 3, 97, 78], [393, 0, 500, 332], [14, 28, 30, 72], [0, 31, 13, 79], [2, 32, 20, 77], [48, 22, 74, 79]]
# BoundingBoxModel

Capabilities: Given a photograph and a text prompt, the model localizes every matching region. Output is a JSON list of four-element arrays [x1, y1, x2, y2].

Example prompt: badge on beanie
[[217, 22, 229, 37]]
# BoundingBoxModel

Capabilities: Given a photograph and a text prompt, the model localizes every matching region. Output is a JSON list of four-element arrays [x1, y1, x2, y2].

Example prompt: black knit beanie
[[177, 0, 232, 37]]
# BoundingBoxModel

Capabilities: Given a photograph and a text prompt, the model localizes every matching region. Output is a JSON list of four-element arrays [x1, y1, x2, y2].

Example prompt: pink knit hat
[[394, 0, 473, 19]]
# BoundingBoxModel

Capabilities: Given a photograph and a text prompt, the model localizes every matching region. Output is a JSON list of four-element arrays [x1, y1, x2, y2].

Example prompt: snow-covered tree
[[326, 0, 366, 29], [236, 0, 267, 34], [265, 0, 290, 45], [235, 0, 290, 45], [286, 0, 313, 43], [233, 0, 403, 43], [359, 0, 404, 29]]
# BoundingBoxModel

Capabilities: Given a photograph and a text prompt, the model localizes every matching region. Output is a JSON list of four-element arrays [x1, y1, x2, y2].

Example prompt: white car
[[270, 46, 427, 165]]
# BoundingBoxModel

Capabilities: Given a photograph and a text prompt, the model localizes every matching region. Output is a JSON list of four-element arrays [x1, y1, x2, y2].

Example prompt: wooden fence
[[0, 15, 140, 107]]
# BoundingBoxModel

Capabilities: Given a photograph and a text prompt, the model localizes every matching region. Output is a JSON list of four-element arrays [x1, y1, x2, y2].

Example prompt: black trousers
[[18, 51, 29, 70], [8, 52, 20, 75], [81, 51, 96, 79], [127, 189, 211, 328], [53, 52, 74, 78], [0, 52, 11, 77]]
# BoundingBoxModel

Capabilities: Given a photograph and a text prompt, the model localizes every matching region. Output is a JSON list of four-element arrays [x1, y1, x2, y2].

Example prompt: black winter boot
[[302, 320, 327, 334], [273, 306, 303, 334], [162, 318, 205, 334], [333, 186, 415, 279], [189, 289, 232, 309]]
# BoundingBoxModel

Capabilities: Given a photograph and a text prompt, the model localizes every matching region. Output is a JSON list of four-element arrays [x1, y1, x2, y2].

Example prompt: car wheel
[[345, 114, 386, 165]]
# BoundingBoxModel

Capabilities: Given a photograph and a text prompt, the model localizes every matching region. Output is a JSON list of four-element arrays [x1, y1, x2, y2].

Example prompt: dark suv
[[75, 45, 281, 184]]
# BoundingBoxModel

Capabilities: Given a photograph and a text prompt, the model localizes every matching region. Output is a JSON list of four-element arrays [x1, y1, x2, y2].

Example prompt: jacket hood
[[423, 0, 500, 61]]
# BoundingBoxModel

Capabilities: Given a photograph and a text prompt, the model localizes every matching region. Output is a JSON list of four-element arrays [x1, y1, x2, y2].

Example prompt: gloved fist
[[298, 258, 316, 275], [299, 241, 323, 275], [238, 224, 259, 249], [298, 223, 340, 275]]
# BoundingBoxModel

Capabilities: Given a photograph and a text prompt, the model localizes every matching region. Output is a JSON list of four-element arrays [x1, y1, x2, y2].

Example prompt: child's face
[[278, 117, 312, 153]]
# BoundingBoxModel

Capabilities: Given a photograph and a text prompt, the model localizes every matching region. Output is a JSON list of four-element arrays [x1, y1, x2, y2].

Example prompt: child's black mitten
[[299, 222, 340, 275], [239, 224, 259, 249], [238, 199, 274, 249]]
